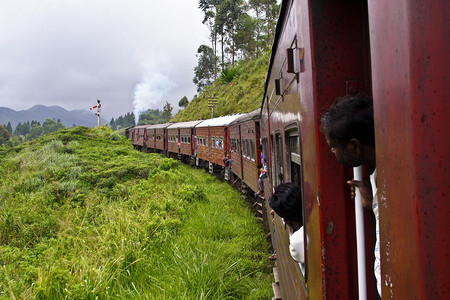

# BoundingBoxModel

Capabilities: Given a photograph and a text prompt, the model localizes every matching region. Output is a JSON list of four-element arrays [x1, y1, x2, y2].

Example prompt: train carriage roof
[[195, 114, 245, 128], [145, 123, 172, 130], [229, 109, 260, 126], [167, 120, 204, 129]]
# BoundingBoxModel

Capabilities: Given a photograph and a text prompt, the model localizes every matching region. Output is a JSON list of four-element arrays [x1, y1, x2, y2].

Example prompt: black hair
[[320, 95, 375, 146], [257, 163, 263, 169], [269, 182, 302, 224]]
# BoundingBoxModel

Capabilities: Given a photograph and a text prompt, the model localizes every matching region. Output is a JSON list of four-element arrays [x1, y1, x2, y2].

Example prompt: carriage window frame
[[284, 124, 307, 281]]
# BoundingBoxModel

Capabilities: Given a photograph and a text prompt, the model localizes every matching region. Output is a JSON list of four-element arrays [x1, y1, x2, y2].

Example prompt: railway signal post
[[90, 99, 102, 127], [208, 95, 218, 118]]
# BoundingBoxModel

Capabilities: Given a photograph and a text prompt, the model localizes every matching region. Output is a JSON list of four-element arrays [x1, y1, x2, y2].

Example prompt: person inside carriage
[[321, 95, 381, 297], [269, 182, 305, 270]]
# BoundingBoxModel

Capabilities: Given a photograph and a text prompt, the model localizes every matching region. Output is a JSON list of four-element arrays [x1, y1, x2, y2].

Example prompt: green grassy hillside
[[172, 52, 270, 122], [0, 126, 272, 299]]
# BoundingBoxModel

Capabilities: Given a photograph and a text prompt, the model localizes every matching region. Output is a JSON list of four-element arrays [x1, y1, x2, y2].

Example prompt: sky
[[0, 0, 209, 121]]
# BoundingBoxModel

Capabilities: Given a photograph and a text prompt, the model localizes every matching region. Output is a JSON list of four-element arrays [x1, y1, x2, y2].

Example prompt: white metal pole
[[354, 166, 367, 300]]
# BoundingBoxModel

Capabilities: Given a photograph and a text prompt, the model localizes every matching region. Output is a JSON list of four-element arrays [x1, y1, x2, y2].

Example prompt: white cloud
[[0, 0, 209, 120]]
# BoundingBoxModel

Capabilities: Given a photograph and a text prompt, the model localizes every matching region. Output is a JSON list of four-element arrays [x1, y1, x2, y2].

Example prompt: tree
[[193, 45, 215, 92], [5, 122, 13, 135], [138, 109, 165, 125], [217, 0, 246, 65], [178, 96, 189, 108], [110, 118, 117, 130], [199, 0, 224, 79], [162, 101, 173, 122], [28, 123, 43, 140], [0, 125, 10, 146]]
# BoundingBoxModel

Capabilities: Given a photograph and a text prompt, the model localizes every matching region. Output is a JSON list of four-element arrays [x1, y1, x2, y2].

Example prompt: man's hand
[[347, 179, 373, 209]]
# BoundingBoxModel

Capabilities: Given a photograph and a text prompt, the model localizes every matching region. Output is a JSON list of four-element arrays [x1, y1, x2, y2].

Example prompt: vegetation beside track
[[0, 126, 273, 299]]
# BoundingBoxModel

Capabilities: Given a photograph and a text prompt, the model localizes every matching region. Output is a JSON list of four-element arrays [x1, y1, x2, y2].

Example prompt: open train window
[[275, 132, 283, 185], [285, 126, 307, 279], [250, 139, 255, 161]]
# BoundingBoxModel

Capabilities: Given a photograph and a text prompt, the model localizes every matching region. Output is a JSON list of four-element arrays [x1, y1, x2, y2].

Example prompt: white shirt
[[371, 169, 381, 296], [289, 226, 305, 273]]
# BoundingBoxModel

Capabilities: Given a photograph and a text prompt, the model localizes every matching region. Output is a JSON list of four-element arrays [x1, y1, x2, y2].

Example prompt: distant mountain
[[0, 105, 107, 129]]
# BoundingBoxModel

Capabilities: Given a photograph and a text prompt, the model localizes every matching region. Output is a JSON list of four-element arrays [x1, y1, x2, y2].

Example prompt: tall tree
[[0, 125, 10, 146], [178, 96, 189, 108], [235, 13, 257, 59], [217, 0, 246, 65], [5, 122, 13, 135], [262, 0, 279, 49], [199, 0, 223, 79], [110, 118, 117, 130], [28, 123, 43, 140], [138, 109, 164, 125], [193, 45, 215, 92], [162, 101, 173, 122]]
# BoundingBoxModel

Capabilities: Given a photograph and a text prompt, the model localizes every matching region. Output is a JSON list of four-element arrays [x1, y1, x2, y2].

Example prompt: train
[[129, 0, 448, 298]]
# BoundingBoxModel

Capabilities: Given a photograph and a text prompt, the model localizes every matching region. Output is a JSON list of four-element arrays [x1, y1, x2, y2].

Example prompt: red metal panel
[[368, 0, 449, 298]]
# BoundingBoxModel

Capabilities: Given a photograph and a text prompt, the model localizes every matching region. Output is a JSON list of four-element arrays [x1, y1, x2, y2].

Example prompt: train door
[[309, 0, 375, 298]]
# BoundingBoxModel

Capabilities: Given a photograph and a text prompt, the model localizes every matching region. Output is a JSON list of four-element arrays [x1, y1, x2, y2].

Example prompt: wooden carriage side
[[194, 115, 244, 167], [132, 125, 147, 148], [167, 121, 203, 156], [229, 109, 261, 194], [153, 123, 171, 151], [145, 125, 156, 149]]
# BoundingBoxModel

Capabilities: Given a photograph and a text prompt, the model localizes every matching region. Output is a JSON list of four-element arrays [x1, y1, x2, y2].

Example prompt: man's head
[[257, 163, 263, 169], [320, 95, 375, 168], [269, 182, 302, 230]]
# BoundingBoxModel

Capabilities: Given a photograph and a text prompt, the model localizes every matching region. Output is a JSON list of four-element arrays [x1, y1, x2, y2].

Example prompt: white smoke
[[133, 61, 176, 124]]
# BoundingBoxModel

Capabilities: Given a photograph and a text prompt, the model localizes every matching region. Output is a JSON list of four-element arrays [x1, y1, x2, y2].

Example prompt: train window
[[244, 139, 250, 159], [274, 132, 283, 185], [188, 136, 190, 144], [219, 137, 223, 149], [212, 137, 215, 148], [206, 136, 208, 147], [250, 139, 255, 161], [244, 139, 247, 158], [285, 127, 306, 278]]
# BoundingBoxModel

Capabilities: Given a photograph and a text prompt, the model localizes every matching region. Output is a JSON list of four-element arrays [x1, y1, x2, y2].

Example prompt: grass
[[0, 126, 273, 299], [171, 52, 270, 122]]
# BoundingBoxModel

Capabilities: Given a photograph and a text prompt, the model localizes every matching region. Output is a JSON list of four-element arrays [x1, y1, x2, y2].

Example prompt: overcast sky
[[0, 0, 209, 120]]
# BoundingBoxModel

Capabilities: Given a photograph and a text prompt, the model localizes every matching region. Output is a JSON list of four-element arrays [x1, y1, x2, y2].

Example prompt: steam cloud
[[133, 61, 176, 124]]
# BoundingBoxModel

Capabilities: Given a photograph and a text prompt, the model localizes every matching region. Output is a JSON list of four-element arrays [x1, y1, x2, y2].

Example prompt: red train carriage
[[262, 0, 376, 298], [368, 1, 448, 299], [228, 109, 262, 194], [262, 0, 448, 299], [148, 123, 171, 153], [144, 124, 157, 150], [194, 114, 244, 172], [131, 125, 148, 149], [167, 121, 203, 160]]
